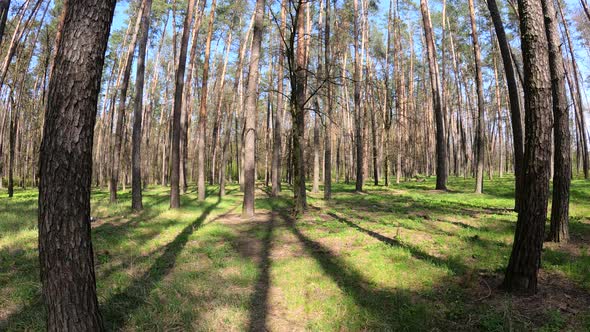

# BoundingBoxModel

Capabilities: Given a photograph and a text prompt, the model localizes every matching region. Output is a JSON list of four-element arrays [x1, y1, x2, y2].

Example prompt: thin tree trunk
[[132, 0, 153, 211], [110, 2, 145, 203], [469, 0, 485, 194], [323, 0, 332, 199], [272, 0, 287, 197], [487, 0, 524, 210], [197, 0, 217, 201], [170, 0, 196, 208], [543, 0, 571, 242], [420, 0, 447, 190], [242, 0, 265, 217], [0, 0, 10, 45]]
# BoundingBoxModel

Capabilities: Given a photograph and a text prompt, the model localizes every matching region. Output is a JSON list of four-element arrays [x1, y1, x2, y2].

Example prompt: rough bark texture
[[38, 0, 115, 330], [290, 0, 308, 215], [503, 0, 553, 294], [132, 0, 153, 211], [469, 0, 485, 194], [242, 0, 265, 218], [543, 0, 570, 242], [420, 0, 447, 190], [487, 0, 525, 210], [170, 0, 195, 208]]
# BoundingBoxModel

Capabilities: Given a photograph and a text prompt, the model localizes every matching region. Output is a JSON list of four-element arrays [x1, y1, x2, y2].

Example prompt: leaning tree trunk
[[503, 0, 553, 294], [486, 0, 525, 210], [0, 0, 10, 45], [469, 0, 485, 194], [557, 1, 589, 179], [543, 0, 571, 243], [242, 0, 265, 218], [131, 0, 153, 211], [38, 0, 115, 330]]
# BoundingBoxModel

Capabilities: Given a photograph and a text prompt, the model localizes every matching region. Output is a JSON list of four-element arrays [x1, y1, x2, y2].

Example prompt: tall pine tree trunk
[[197, 0, 217, 201], [38, 1, 115, 329], [242, 0, 265, 217], [132, 0, 153, 211], [487, 0, 524, 210], [469, 0, 485, 194], [543, 0, 571, 242], [170, 0, 196, 208], [503, 0, 553, 294], [420, 0, 447, 190]]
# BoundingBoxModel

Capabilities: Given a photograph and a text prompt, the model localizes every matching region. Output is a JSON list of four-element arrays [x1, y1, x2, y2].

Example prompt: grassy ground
[[1, 176, 589, 331]]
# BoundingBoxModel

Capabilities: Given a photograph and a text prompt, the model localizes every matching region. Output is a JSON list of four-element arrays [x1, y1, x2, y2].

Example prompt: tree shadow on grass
[[246, 213, 274, 332], [326, 212, 468, 275], [101, 197, 222, 330], [264, 199, 435, 331]]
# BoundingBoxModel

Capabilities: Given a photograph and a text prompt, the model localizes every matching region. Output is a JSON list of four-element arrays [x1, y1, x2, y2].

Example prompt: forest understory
[[2, 176, 590, 331]]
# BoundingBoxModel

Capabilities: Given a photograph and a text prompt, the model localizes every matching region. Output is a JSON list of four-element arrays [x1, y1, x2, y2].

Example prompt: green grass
[[1, 176, 589, 331]]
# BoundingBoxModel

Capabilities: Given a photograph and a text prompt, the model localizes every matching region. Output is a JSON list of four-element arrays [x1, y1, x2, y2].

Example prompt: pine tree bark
[[420, 0, 447, 190], [290, 0, 308, 215], [170, 0, 196, 208], [38, 0, 115, 330], [132, 0, 153, 211], [196, 0, 216, 201], [242, 0, 265, 218], [487, 0, 524, 210], [503, 0, 553, 294], [469, 0, 485, 194], [543, 0, 570, 242]]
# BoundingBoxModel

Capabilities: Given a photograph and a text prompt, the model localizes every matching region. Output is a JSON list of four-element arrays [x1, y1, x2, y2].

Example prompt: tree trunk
[[323, 0, 332, 200], [354, 0, 363, 192], [487, 0, 524, 210], [7, 101, 17, 198], [242, 0, 265, 218], [420, 0, 447, 190], [110, 2, 144, 203], [503, 0, 553, 294], [131, 0, 153, 211], [0, 0, 10, 45], [170, 0, 196, 208], [557, 1, 589, 179], [290, 0, 308, 215], [197, 0, 216, 201], [469, 0, 485, 194], [543, 0, 570, 243], [38, 1, 115, 330]]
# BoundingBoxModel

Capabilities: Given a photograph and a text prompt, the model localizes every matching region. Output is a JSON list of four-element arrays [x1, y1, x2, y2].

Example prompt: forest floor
[[1, 177, 590, 331]]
